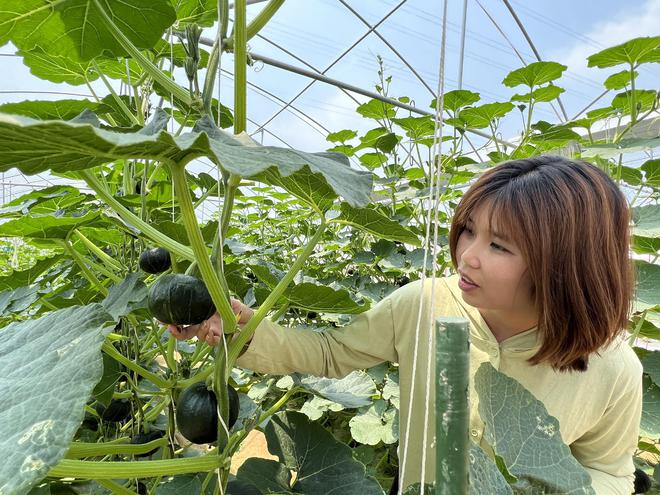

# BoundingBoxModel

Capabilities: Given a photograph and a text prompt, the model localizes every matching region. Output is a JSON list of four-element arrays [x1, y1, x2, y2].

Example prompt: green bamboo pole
[[435, 317, 470, 495]]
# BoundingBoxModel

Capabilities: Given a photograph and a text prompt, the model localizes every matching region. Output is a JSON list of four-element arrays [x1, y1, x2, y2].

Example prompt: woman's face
[[455, 202, 536, 322]]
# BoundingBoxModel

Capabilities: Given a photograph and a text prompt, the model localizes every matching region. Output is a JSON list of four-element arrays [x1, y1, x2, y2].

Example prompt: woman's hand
[[168, 298, 254, 346]]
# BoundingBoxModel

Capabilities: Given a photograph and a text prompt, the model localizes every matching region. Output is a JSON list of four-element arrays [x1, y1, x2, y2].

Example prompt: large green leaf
[[0, 100, 110, 121], [0, 0, 176, 62], [611, 89, 658, 115], [0, 286, 40, 315], [635, 260, 660, 312], [457, 102, 515, 129], [502, 61, 567, 88], [641, 158, 660, 186], [237, 411, 384, 494], [475, 363, 595, 494], [286, 283, 369, 314], [437, 89, 481, 112], [511, 85, 565, 103], [0, 112, 373, 207], [642, 351, 660, 387], [254, 166, 337, 212], [349, 399, 398, 445], [0, 255, 62, 291], [174, 0, 217, 26], [587, 36, 660, 68], [0, 304, 113, 495], [335, 203, 420, 245], [603, 70, 638, 90], [356, 99, 396, 120], [101, 273, 148, 320], [18, 47, 95, 85], [469, 443, 514, 495], [641, 375, 660, 437], [632, 204, 660, 239], [0, 211, 101, 240]]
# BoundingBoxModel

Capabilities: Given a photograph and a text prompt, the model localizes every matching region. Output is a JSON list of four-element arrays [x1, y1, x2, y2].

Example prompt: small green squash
[[176, 382, 240, 444], [139, 247, 172, 274], [148, 274, 215, 325]]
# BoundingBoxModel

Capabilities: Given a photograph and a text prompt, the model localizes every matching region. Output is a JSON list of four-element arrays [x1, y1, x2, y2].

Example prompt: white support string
[[398, 0, 449, 491]]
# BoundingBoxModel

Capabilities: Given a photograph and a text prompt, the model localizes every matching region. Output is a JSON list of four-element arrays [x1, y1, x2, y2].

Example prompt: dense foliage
[[0, 2, 657, 494]]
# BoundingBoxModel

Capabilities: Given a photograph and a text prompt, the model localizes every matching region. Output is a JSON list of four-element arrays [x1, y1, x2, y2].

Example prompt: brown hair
[[449, 156, 634, 372]]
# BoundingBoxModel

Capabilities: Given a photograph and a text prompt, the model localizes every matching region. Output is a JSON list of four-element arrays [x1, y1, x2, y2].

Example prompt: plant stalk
[[233, 0, 248, 134], [102, 341, 171, 390], [91, 0, 192, 107], [168, 162, 236, 331], [78, 169, 194, 261], [48, 456, 221, 478]]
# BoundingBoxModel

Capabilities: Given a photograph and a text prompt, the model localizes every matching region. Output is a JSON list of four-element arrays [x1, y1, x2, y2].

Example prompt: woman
[[170, 156, 643, 494]]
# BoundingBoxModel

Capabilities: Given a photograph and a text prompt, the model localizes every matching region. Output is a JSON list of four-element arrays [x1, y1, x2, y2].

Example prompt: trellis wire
[[398, 0, 449, 490]]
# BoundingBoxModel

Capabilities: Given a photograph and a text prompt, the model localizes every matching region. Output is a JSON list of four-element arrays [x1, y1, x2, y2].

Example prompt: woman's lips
[[458, 274, 479, 291]]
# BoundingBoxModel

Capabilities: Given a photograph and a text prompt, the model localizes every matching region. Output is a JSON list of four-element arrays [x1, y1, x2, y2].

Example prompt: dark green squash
[[139, 247, 172, 274], [176, 382, 240, 444], [148, 274, 215, 325], [131, 429, 165, 457], [96, 398, 131, 423]]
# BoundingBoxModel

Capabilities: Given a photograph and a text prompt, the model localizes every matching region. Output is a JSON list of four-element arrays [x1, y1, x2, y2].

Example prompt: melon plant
[[0, 2, 657, 494]]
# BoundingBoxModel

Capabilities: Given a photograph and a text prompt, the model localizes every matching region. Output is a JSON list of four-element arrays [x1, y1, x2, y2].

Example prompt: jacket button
[[471, 429, 479, 437]]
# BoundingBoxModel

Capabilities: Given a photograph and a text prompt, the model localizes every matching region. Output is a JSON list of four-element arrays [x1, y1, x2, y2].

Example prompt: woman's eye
[[463, 227, 474, 235], [490, 242, 507, 252]]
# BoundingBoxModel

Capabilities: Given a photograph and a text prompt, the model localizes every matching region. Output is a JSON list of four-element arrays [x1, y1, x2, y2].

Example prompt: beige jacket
[[237, 275, 643, 494]]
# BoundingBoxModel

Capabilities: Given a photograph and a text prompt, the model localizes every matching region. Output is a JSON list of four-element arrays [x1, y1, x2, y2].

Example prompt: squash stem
[[78, 169, 193, 260], [233, 0, 247, 134], [48, 456, 221, 478], [91, 0, 191, 107], [102, 341, 171, 390], [73, 229, 124, 271], [168, 162, 236, 333], [60, 240, 108, 296]]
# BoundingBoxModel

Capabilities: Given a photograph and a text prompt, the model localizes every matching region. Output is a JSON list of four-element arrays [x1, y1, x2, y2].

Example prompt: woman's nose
[[460, 243, 481, 268]]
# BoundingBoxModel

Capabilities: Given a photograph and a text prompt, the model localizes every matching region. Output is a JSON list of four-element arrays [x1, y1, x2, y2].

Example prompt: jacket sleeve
[[235, 287, 406, 379], [570, 357, 643, 495]]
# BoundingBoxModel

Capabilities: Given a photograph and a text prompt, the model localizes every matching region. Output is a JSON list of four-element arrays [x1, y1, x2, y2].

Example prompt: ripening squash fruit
[[139, 247, 172, 274], [147, 274, 215, 325], [96, 398, 131, 423], [176, 382, 240, 444], [131, 429, 165, 457]]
